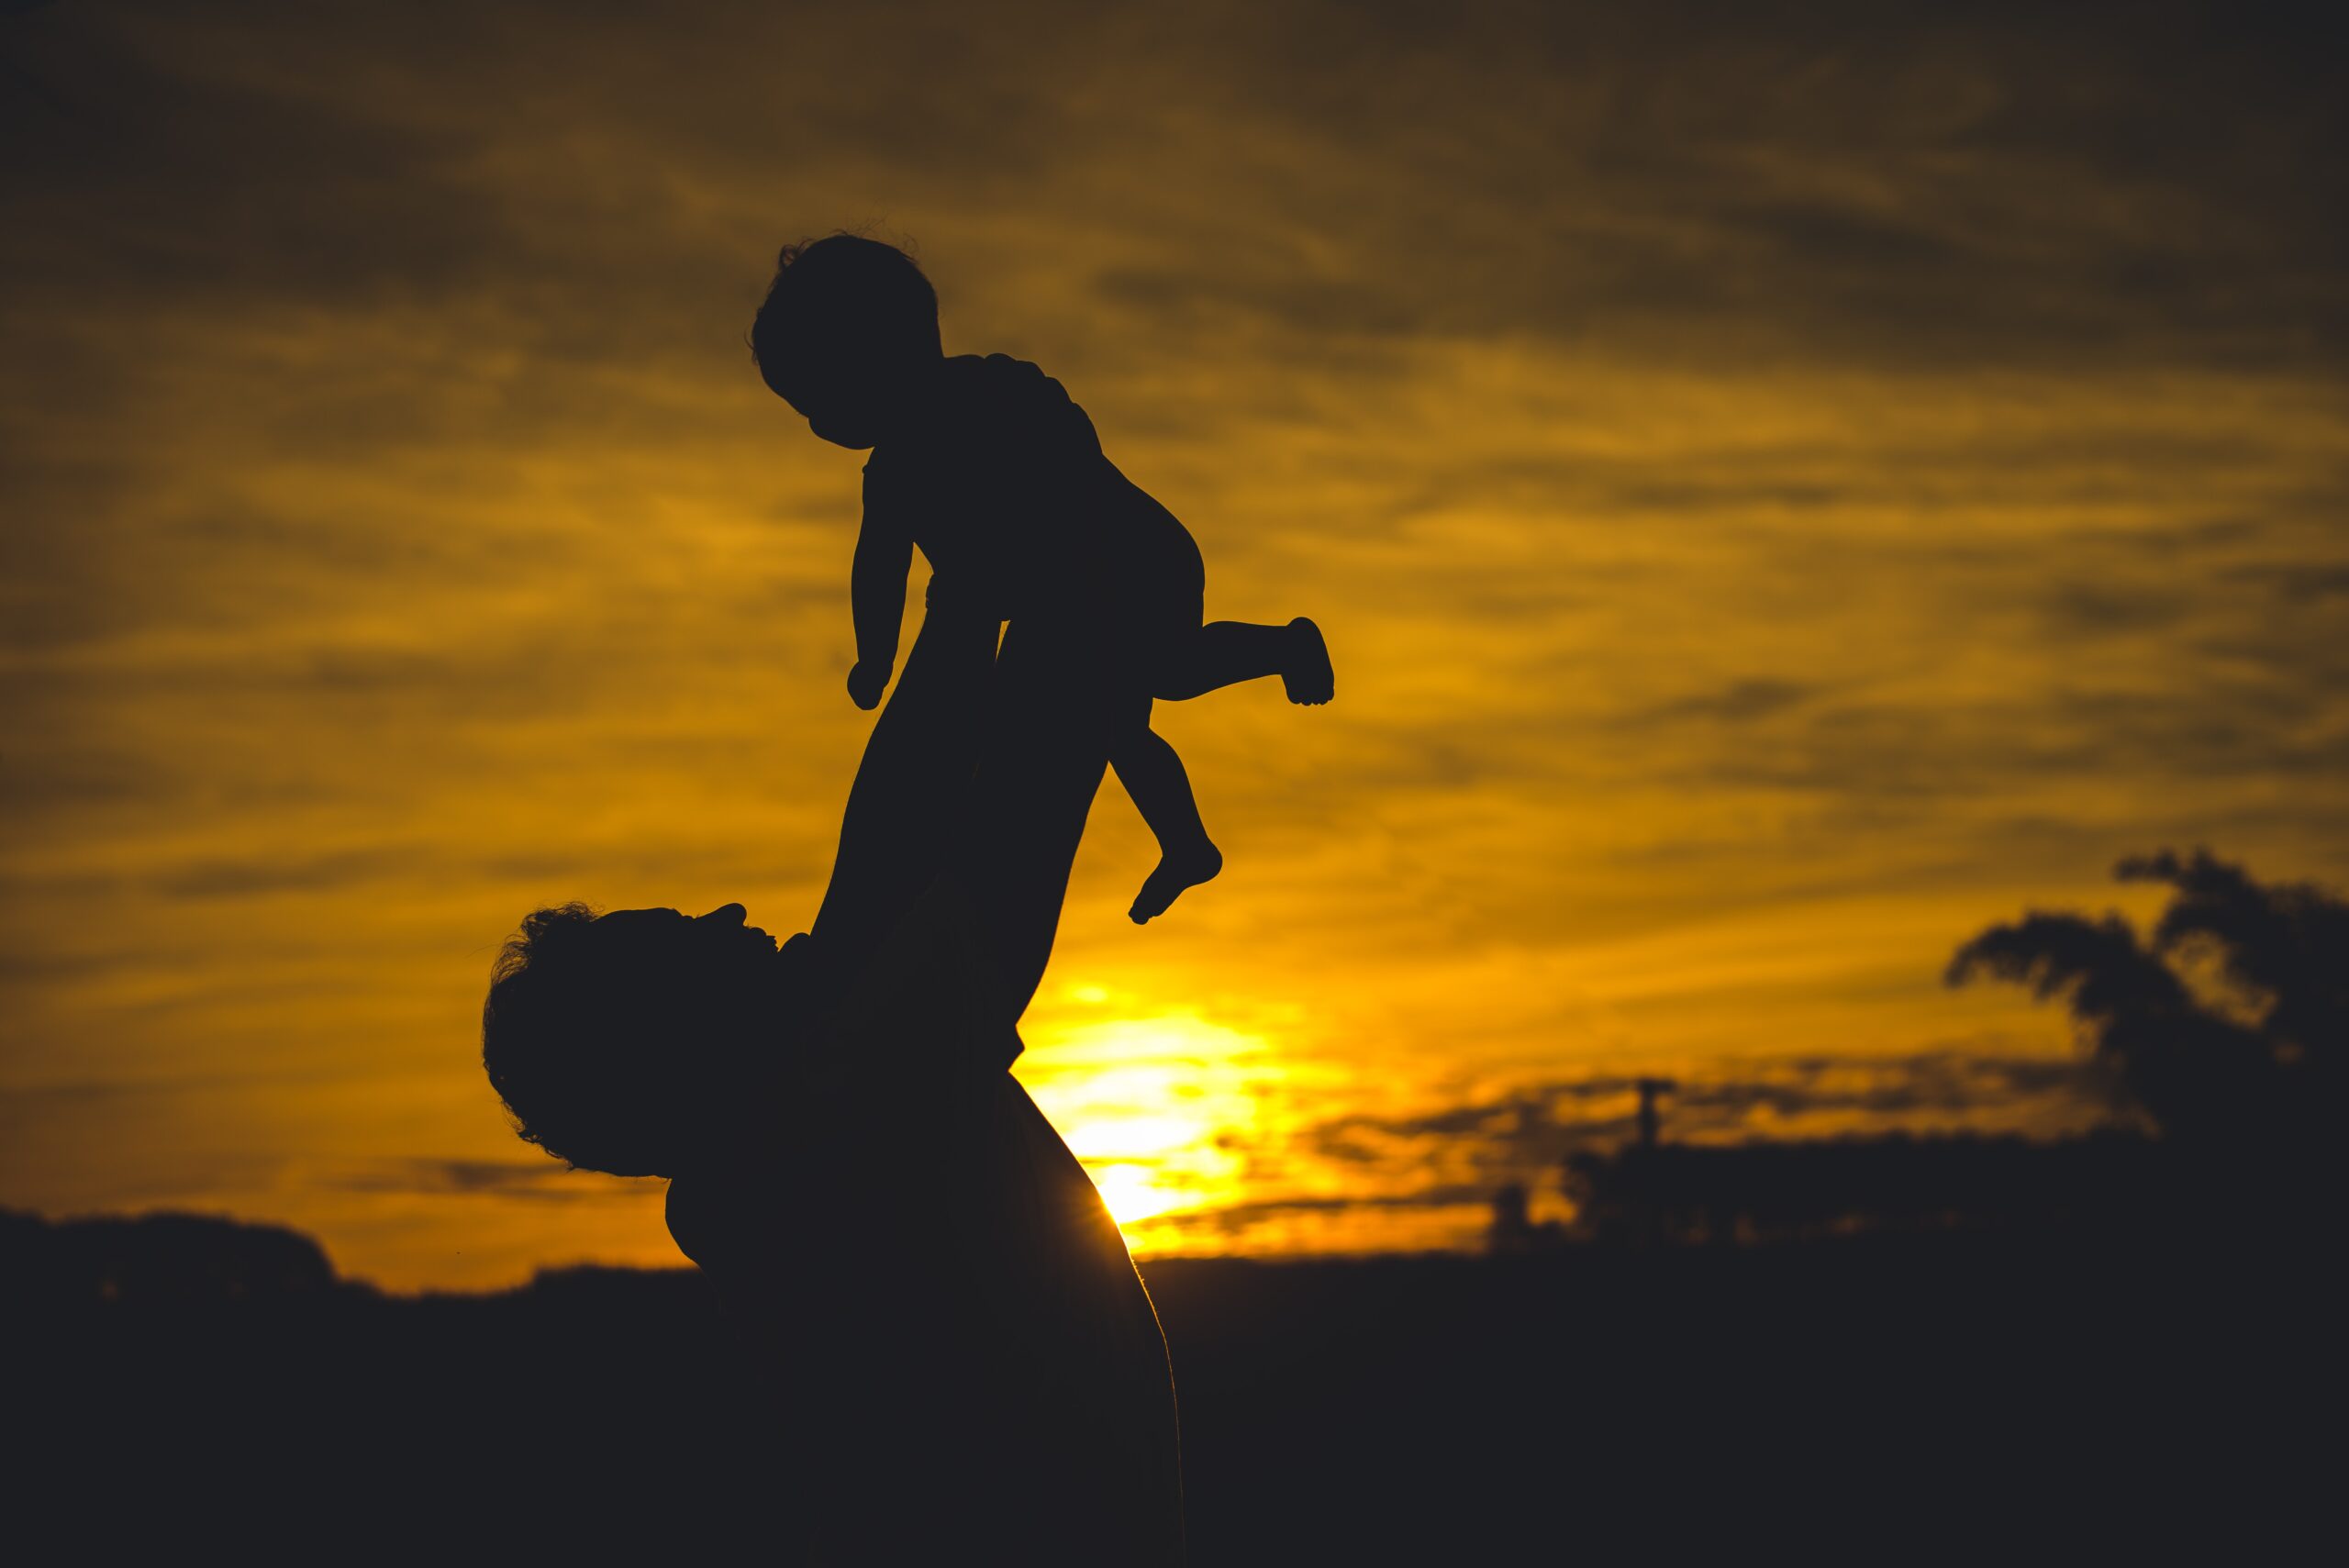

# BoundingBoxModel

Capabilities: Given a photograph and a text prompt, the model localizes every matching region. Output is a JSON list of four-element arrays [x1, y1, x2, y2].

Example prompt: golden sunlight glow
[[1089, 1163, 1182, 1229], [1019, 1008, 1280, 1250]]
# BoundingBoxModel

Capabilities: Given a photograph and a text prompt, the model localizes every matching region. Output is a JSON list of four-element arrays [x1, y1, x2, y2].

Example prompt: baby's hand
[[846, 661, 890, 711]]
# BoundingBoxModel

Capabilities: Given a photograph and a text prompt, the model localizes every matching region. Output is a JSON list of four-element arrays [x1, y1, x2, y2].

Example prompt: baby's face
[[786, 387, 881, 450], [774, 347, 893, 450]]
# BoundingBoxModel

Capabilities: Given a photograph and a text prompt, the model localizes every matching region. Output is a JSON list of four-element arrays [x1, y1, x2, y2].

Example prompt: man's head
[[749, 233, 942, 449], [481, 901, 785, 1177]]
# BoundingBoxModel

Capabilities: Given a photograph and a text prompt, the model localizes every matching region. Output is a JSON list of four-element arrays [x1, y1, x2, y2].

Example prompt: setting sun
[[1088, 1163, 1180, 1229], [1018, 1006, 1284, 1247]]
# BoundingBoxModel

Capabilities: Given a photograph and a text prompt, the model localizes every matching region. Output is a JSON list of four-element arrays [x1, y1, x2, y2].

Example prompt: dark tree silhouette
[[1947, 849, 2344, 1155], [1561, 1132, 2173, 1246]]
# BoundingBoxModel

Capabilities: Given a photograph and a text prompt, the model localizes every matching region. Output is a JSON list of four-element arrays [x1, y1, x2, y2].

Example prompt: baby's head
[[481, 901, 787, 1177], [749, 233, 941, 449]]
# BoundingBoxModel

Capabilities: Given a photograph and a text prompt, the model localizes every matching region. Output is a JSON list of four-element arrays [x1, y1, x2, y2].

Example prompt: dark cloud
[[1316, 1053, 2105, 1145], [1662, 640, 2349, 806], [2224, 562, 2349, 602], [6, 0, 2343, 372], [1621, 679, 1821, 728], [331, 1157, 654, 1203], [2039, 582, 2190, 638], [1157, 1041, 2121, 1236], [1252, 1051, 2116, 1230], [150, 847, 405, 901], [1136, 0, 2345, 368], [0, 9, 513, 312], [1149, 1186, 1503, 1239]]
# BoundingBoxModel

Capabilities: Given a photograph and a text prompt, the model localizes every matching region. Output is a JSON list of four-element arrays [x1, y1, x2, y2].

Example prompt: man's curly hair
[[482, 904, 685, 1178]]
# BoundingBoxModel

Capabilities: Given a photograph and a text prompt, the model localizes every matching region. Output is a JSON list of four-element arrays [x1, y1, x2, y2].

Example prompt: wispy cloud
[[1136, 1051, 2119, 1249]]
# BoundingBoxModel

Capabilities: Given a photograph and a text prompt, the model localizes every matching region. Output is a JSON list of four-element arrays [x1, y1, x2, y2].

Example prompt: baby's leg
[[1109, 717, 1223, 924], [1153, 619, 1333, 706]]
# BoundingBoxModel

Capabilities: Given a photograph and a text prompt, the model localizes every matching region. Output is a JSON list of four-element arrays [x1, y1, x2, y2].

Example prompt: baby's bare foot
[[1282, 617, 1333, 706], [1130, 840, 1223, 924]]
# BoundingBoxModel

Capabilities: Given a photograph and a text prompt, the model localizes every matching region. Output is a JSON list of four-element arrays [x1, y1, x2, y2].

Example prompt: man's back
[[664, 892, 1186, 1562]]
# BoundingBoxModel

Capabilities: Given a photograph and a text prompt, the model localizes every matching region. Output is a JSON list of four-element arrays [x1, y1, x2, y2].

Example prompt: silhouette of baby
[[751, 234, 1332, 922]]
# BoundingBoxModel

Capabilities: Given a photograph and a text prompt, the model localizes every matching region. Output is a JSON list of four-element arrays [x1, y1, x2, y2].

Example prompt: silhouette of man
[[481, 595, 1185, 1562]]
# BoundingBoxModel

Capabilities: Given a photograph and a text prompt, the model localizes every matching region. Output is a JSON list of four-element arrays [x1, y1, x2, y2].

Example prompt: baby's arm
[[848, 514, 912, 710]]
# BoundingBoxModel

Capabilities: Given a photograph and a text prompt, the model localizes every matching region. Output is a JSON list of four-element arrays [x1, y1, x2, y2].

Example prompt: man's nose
[[699, 902, 747, 927]]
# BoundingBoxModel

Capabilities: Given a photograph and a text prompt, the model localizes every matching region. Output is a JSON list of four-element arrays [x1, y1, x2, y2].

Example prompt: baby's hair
[[749, 230, 941, 395]]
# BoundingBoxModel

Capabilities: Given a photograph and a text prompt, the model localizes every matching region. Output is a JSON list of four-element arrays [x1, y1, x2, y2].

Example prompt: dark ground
[[3, 1207, 2326, 1562]]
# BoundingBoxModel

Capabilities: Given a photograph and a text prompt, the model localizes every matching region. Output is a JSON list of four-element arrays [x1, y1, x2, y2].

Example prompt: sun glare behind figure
[[1089, 1163, 1181, 1229], [1021, 1004, 1289, 1250]]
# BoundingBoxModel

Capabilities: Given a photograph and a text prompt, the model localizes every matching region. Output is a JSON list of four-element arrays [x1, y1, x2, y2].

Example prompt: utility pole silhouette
[[1633, 1077, 1675, 1151]]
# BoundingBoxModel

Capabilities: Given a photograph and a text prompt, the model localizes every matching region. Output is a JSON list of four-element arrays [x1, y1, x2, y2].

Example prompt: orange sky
[[4, 1, 2344, 1289]]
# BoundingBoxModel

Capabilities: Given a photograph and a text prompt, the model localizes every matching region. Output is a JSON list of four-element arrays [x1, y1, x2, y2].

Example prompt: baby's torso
[[864, 353, 1200, 617]]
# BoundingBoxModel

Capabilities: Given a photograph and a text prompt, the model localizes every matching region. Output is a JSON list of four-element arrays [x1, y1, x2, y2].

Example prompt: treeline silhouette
[[1502, 1129, 2174, 1251], [6, 1207, 2318, 1556], [0, 1207, 346, 1307], [8, 850, 2332, 1559]]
